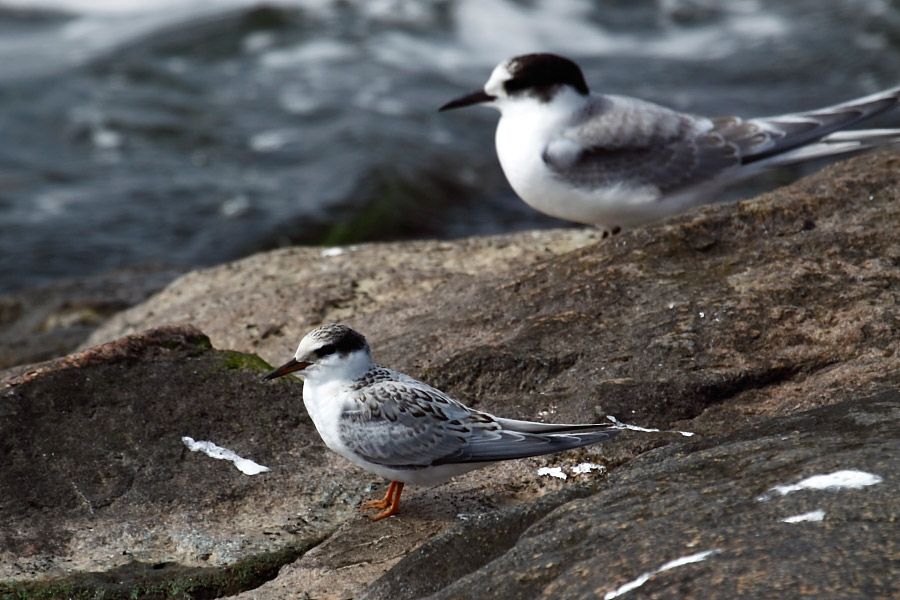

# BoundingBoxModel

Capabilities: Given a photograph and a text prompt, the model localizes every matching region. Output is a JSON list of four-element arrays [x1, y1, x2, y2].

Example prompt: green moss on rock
[[217, 350, 273, 373], [0, 539, 320, 600]]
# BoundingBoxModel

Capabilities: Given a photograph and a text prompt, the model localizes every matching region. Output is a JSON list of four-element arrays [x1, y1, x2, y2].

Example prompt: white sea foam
[[261, 39, 357, 70], [1, 0, 790, 75], [0, 0, 253, 16], [249, 129, 304, 153]]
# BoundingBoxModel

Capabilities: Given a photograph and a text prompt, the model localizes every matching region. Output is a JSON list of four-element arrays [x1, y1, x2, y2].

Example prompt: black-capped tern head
[[439, 53, 589, 113]]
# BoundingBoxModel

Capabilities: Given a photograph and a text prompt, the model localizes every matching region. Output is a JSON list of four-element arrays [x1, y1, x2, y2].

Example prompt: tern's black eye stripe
[[332, 328, 369, 354], [315, 344, 336, 357], [504, 77, 526, 93], [313, 328, 369, 358]]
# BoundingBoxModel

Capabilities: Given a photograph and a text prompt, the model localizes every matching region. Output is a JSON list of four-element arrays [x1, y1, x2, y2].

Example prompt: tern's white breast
[[494, 92, 667, 229], [302, 377, 354, 456], [494, 98, 571, 215]]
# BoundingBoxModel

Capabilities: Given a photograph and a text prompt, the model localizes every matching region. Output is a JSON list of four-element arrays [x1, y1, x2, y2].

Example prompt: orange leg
[[360, 481, 404, 521]]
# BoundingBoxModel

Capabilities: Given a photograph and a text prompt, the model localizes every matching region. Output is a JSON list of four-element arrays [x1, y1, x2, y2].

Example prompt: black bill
[[262, 358, 311, 381], [439, 89, 495, 111]]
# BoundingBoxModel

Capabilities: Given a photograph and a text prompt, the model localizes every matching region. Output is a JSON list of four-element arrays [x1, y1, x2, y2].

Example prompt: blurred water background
[[0, 0, 898, 293]]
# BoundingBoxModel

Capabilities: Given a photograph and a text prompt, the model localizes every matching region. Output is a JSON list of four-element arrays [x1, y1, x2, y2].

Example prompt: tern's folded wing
[[542, 95, 739, 196], [340, 379, 619, 468], [338, 381, 495, 469], [546, 87, 900, 196]]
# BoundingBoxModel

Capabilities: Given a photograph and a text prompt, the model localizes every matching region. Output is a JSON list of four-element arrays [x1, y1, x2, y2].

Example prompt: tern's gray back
[[544, 94, 739, 194]]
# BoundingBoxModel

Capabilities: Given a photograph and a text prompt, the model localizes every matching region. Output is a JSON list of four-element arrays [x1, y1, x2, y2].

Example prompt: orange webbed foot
[[360, 481, 404, 520]]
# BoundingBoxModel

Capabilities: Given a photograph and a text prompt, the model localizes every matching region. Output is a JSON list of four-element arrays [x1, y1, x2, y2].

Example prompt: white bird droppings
[[572, 462, 605, 475], [538, 463, 607, 480], [182, 436, 270, 475], [781, 509, 826, 523], [320, 244, 362, 258], [604, 549, 721, 599], [537, 466, 567, 480], [606, 415, 695, 437], [758, 470, 882, 501]]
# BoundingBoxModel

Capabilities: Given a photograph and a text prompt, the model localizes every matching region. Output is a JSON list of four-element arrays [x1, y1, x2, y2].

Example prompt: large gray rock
[[362, 390, 900, 599], [0, 325, 604, 599], [0, 326, 365, 592], [83, 228, 604, 365], [2, 150, 899, 598]]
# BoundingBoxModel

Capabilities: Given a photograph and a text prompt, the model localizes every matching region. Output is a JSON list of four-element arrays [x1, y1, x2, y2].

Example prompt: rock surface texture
[[0, 265, 185, 370], [2, 150, 899, 599]]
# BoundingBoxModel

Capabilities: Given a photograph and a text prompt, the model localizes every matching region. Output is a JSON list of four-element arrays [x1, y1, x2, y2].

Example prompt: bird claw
[[360, 481, 404, 520], [360, 499, 390, 511], [368, 504, 400, 521]]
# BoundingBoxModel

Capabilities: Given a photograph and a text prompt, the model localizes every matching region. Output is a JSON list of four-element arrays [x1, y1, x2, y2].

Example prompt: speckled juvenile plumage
[[263, 323, 618, 520]]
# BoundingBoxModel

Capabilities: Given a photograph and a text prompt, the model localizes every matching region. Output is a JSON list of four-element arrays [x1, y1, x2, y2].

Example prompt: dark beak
[[439, 90, 495, 112], [262, 358, 311, 382]]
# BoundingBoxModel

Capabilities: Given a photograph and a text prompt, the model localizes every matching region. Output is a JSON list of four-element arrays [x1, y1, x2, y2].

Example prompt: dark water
[[1, 0, 898, 292]]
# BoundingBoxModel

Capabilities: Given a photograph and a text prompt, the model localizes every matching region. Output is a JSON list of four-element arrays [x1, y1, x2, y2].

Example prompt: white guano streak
[[781, 509, 826, 523], [606, 415, 695, 437], [537, 466, 567, 480], [604, 549, 721, 600], [182, 436, 270, 475], [572, 462, 604, 475], [758, 470, 882, 501]]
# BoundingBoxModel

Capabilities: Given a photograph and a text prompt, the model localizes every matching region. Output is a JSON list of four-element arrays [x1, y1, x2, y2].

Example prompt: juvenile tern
[[440, 53, 900, 233], [263, 323, 618, 520]]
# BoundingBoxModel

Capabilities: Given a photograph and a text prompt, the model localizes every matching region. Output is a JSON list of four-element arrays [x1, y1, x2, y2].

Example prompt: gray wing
[[544, 87, 900, 194], [338, 380, 497, 469], [542, 95, 740, 195], [339, 380, 618, 468]]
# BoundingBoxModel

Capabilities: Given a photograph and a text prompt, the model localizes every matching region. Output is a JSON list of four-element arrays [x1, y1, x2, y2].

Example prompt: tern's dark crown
[[503, 53, 590, 100], [310, 323, 370, 357]]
